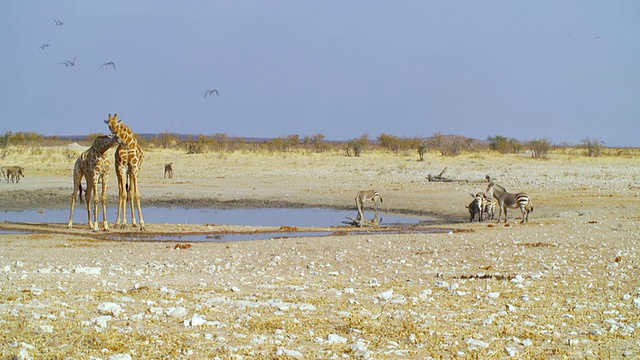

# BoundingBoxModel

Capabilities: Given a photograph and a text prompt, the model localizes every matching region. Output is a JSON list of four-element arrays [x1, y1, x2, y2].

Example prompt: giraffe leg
[[116, 167, 128, 229], [128, 171, 137, 227], [84, 176, 95, 230], [130, 172, 145, 231], [90, 177, 100, 232], [68, 171, 82, 229], [101, 174, 109, 231]]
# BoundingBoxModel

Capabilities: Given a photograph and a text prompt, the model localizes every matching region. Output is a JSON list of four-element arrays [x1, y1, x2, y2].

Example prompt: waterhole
[[1, 207, 442, 242], [2, 207, 429, 227]]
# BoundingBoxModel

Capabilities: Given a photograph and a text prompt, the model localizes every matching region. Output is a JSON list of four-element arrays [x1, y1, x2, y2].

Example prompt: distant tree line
[[0, 130, 623, 159]]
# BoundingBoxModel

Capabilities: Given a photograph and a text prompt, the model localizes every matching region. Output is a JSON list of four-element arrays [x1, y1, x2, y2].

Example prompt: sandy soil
[[1, 147, 639, 359]]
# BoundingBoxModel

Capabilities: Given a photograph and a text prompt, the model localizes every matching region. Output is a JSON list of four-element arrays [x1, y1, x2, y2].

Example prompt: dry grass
[[1, 146, 639, 358]]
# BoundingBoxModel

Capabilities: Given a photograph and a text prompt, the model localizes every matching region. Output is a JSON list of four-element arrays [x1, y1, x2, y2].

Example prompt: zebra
[[466, 193, 484, 222], [355, 190, 383, 220], [485, 182, 533, 223], [482, 196, 498, 221], [164, 163, 173, 179]]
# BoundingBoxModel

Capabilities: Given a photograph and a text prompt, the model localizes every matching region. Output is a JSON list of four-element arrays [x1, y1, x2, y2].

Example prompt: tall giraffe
[[67, 134, 121, 231], [105, 113, 146, 230], [118, 142, 144, 228]]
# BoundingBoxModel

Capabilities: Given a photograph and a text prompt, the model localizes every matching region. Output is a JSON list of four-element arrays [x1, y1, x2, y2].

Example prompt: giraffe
[[118, 142, 144, 228], [105, 113, 146, 230], [67, 134, 121, 231]]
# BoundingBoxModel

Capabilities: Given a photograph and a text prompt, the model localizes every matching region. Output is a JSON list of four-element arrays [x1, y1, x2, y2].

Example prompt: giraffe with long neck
[[105, 113, 146, 230], [68, 134, 121, 231]]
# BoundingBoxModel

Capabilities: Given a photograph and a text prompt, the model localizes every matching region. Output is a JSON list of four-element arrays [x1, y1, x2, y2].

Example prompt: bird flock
[[40, 19, 219, 99]]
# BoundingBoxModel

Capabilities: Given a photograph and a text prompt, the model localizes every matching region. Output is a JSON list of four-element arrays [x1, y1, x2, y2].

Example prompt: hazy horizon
[[3, 2, 639, 147]]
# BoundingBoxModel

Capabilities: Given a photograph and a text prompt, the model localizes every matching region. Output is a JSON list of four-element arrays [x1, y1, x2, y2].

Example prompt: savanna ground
[[0, 145, 639, 359]]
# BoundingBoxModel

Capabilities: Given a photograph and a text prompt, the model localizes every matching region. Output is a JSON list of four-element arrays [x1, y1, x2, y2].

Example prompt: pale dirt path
[[1, 148, 639, 358]]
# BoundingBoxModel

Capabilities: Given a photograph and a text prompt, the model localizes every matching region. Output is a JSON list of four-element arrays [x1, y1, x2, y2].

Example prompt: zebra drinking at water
[[355, 190, 383, 220], [485, 182, 533, 223], [466, 193, 484, 222]]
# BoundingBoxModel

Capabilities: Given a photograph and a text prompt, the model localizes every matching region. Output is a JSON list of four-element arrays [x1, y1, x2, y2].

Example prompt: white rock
[[487, 292, 501, 299], [327, 334, 348, 344], [73, 266, 101, 275], [39, 325, 54, 334], [98, 302, 123, 317], [418, 289, 433, 299], [275, 347, 304, 359], [107, 355, 133, 360], [466, 338, 489, 350], [18, 348, 33, 360], [94, 315, 112, 328], [167, 306, 189, 319], [377, 289, 394, 300], [190, 314, 207, 327], [505, 346, 518, 356], [298, 303, 316, 311], [351, 339, 371, 358]]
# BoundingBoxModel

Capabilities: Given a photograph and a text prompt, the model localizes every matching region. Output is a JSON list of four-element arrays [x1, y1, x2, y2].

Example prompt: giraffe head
[[104, 113, 121, 133], [104, 113, 136, 147]]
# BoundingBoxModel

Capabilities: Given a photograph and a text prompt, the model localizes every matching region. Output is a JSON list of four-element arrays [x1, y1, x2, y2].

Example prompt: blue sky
[[2, 1, 639, 146]]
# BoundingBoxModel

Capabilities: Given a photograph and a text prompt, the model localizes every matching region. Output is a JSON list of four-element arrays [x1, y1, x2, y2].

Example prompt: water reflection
[[1, 207, 428, 228]]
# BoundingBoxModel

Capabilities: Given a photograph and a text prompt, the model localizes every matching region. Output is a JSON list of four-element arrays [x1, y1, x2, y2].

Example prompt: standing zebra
[[482, 195, 498, 221], [485, 182, 533, 223], [355, 190, 383, 220]]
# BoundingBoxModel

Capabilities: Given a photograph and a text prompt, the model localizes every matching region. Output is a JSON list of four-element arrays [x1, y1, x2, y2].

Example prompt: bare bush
[[527, 138, 552, 159], [581, 137, 604, 157], [347, 134, 370, 157]]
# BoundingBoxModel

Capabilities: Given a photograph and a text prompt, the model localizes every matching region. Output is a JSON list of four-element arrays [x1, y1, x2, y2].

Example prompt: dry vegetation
[[0, 137, 639, 359]]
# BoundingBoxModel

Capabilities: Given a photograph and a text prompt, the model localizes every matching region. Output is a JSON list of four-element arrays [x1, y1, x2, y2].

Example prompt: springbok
[[466, 193, 484, 222], [485, 182, 533, 223], [2, 166, 25, 183], [355, 190, 383, 220], [164, 163, 173, 179]]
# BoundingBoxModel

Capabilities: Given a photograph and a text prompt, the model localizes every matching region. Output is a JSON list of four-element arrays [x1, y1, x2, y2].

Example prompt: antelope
[[466, 193, 484, 222], [2, 166, 25, 183], [485, 182, 533, 223], [164, 163, 173, 179], [355, 190, 383, 220]]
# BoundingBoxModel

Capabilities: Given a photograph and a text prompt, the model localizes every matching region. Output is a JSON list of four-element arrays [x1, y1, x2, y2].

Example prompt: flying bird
[[204, 89, 219, 97], [99, 61, 116, 70], [54, 19, 64, 26], [59, 57, 76, 67], [39, 44, 49, 50]]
